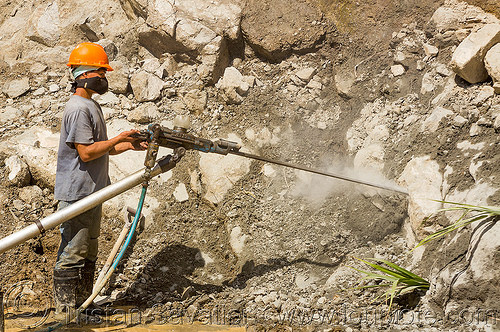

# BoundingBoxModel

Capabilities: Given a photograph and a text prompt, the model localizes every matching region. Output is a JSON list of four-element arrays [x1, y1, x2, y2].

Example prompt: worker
[[53, 42, 147, 318]]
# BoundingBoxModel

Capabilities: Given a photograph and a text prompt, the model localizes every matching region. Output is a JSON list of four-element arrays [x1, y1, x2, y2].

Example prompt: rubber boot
[[78, 260, 95, 307], [53, 268, 80, 322], [79, 260, 106, 318]]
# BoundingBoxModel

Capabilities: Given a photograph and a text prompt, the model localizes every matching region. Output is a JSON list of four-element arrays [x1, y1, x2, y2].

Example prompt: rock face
[[241, 0, 328, 61], [450, 24, 500, 83], [484, 43, 500, 93]]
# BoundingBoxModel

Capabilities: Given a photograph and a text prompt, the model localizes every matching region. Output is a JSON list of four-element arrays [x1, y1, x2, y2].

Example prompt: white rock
[[3, 127, 59, 188], [295, 67, 317, 82], [30, 63, 48, 74], [484, 43, 500, 93], [423, 43, 439, 57], [472, 86, 495, 105], [335, 72, 355, 98], [216, 67, 252, 104], [421, 72, 436, 94], [453, 115, 468, 127], [421, 106, 454, 132], [130, 70, 164, 102], [229, 226, 248, 256], [262, 164, 276, 177], [173, 183, 189, 202], [469, 123, 481, 136], [3, 78, 30, 98], [450, 24, 500, 83], [390, 64, 405, 76], [199, 134, 251, 204], [398, 156, 443, 230], [26, 2, 61, 47], [127, 103, 159, 124], [48, 83, 59, 92], [142, 58, 162, 74], [5, 155, 31, 187], [33, 87, 46, 96]]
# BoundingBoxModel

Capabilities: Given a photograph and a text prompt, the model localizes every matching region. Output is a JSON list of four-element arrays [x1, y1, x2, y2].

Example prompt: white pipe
[[0, 157, 173, 255]]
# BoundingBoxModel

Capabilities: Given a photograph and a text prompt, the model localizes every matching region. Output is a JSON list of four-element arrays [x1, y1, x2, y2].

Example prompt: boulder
[[4, 155, 31, 187], [107, 60, 130, 94], [398, 156, 443, 231], [130, 70, 164, 102], [484, 43, 500, 93], [3, 78, 30, 98], [2, 127, 59, 189], [450, 24, 500, 83], [26, 2, 61, 47], [127, 103, 159, 123], [241, 0, 327, 61], [198, 134, 250, 204]]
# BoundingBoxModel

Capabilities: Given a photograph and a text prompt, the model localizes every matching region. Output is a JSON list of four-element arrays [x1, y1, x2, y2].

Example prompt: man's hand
[[75, 129, 148, 162]]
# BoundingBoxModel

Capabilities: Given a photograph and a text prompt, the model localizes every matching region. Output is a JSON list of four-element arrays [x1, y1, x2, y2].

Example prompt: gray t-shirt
[[54, 95, 110, 201]]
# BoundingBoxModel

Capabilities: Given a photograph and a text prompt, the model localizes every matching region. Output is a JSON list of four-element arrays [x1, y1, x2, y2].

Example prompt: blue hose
[[111, 185, 147, 270]]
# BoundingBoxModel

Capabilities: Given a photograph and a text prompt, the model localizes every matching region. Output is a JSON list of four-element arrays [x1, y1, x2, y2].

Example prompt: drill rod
[[229, 150, 409, 195]]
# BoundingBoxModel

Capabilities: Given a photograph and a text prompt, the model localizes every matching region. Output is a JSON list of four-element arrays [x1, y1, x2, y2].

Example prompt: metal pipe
[[0, 157, 173, 255]]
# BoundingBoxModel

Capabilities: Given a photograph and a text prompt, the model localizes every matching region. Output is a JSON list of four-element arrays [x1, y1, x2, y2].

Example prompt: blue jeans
[[54, 201, 102, 270]]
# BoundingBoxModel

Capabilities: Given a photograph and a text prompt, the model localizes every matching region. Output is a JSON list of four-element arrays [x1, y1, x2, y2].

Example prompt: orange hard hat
[[67, 42, 113, 71]]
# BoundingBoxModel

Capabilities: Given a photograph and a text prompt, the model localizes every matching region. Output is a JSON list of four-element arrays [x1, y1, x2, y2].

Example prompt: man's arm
[[75, 130, 145, 162]]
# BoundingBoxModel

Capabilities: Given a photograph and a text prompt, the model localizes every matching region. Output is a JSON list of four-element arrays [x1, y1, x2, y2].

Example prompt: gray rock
[[450, 24, 500, 83], [130, 70, 164, 102], [484, 43, 500, 93], [94, 91, 120, 106], [4, 155, 31, 187], [142, 58, 162, 74], [421, 106, 454, 132], [182, 89, 207, 115], [4, 78, 30, 98]]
